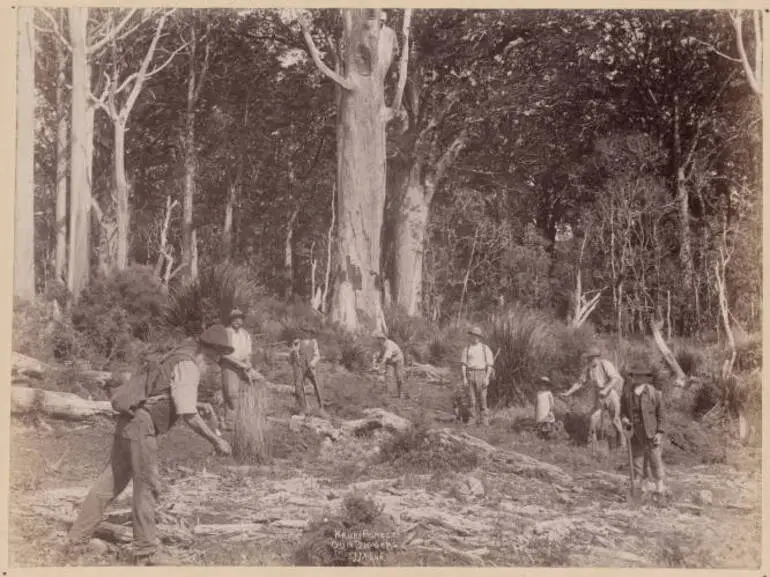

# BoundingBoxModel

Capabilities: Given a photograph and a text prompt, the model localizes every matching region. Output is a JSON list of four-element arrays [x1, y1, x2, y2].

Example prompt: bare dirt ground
[[7, 362, 762, 568]]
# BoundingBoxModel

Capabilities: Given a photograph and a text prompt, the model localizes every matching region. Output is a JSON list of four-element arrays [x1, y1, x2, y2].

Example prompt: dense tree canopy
[[22, 8, 761, 339]]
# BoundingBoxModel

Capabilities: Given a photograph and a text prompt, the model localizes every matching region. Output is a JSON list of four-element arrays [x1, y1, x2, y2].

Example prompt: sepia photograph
[[7, 5, 764, 569]]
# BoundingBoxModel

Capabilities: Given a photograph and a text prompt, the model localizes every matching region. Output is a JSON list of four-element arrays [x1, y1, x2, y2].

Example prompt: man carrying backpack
[[65, 325, 234, 565], [461, 326, 495, 426]]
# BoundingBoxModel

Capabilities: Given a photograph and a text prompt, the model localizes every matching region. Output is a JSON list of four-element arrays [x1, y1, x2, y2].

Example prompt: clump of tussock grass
[[487, 305, 594, 407], [339, 335, 371, 373], [294, 492, 395, 566], [232, 384, 270, 465], [164, 263, 264, 336], [378, 421, 480, 474]]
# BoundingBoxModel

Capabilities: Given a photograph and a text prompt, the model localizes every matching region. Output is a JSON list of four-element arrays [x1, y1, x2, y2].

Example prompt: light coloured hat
[[583, 346, 601, 359], [228, 308, 245, 321], [468, 326, 484, 338], [373, 330, 387, 339]]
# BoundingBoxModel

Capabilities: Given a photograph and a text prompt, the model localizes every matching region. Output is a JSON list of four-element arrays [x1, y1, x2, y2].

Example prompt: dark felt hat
[[199, 324, 234, 355]]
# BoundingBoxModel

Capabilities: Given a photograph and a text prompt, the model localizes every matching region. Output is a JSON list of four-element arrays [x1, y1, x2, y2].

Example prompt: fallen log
[[192, 523, 270, 536], [11, 386, 117, 420], [12, 351, 51, 379], [339, 408, 412, 436], [428, 428, 572, 485], [12, 352, 113, 385]]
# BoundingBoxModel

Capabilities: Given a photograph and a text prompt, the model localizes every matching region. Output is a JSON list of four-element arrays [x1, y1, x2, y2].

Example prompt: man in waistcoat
[[65, 326, 234, 565], [289, 327, 324, 412]]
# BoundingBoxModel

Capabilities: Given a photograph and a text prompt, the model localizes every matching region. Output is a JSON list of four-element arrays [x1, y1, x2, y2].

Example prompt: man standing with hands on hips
[[461, 326, 495, 427]]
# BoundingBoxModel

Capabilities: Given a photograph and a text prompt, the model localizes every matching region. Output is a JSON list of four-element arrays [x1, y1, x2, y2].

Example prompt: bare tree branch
[[145, 40, 190, 80], [300, 16, 353, 90], [192, 22, 212, 103], [691, 36, 741, 62], [731, 10, 763, 95], [387, 8, 412, 121], [118, 12, 169, 121], [86, 8, 139, 55], [36, 8, 72, 51]]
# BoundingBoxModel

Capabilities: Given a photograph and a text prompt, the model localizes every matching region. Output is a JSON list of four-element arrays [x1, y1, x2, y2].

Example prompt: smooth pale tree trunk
[[181, 111, 195, 279], [329, 11, 395, 332], [68, 7, 90, 302], [391, 134, 465, 317], [223, 181, 236, 259], [393, 163, 428, 316], [114, 121, 130, 269], [224, 101, 247, 261], [673, 96, 695, 293], [15, 7, 36, 300], [55, 12, 68, 283], [283, 207, 299, 300]]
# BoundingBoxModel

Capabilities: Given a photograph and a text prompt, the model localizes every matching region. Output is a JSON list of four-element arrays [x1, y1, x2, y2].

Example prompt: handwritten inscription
[[330, 529, 399, 564]]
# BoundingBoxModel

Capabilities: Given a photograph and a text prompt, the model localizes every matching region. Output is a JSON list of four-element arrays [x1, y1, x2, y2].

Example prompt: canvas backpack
[[110, 348, 196, 417]]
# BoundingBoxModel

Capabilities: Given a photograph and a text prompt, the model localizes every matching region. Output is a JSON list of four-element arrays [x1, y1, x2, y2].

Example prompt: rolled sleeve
[[170, 360, 201, 415]]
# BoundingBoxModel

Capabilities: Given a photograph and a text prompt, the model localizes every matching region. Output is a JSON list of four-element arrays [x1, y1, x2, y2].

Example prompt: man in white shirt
[[460, 326, 495, 426], [560, 346, 625, 450], [374, 331, 407, 398], [220, 309, 254, 429]]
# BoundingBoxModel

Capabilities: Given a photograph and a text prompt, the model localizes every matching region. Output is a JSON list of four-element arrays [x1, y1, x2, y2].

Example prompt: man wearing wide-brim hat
[[460, 326, 495, 426], [66, 325, 234, 565], [621, 362, 666, 495], [220, 308, 255, 430], [289, 326, 324, 412], [560, 345, 625, 450]]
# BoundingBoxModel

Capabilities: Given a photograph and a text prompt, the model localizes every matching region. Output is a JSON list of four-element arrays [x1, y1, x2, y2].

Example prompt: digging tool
[[623, 421, 639, 503]]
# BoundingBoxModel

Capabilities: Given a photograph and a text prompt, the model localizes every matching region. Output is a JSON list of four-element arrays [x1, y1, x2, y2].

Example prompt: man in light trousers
[[461, 326, 495, 426]]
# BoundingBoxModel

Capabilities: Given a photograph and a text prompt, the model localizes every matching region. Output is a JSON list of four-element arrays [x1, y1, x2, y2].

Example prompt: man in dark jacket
[[66, 325, 234, 565], [620, 362, 666, 495], [289, 327, 324, 412]]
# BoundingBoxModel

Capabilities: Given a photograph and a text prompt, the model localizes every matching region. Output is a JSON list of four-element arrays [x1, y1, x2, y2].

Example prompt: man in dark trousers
[[65, 325, 234, 565], [289, 327, 324, 413], [620, 362, 666, 495]]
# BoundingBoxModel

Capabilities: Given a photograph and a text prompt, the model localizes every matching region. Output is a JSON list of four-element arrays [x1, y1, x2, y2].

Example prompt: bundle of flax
[[232, 381, 270, 464]]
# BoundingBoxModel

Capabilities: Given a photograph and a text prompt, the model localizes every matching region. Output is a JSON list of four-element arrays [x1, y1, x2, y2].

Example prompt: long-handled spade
[[623, 423, 640, 504]]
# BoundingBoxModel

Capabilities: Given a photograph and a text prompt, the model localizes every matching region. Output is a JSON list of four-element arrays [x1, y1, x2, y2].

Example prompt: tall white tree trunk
[[54, 12, 68, 283], [393, 163, 428, 316], [330, 11, 394, 332], [114, 121, 129, 269], [15, 6, 36, 300], [181, 110, 195, 280], [68, 7, 91, 302]]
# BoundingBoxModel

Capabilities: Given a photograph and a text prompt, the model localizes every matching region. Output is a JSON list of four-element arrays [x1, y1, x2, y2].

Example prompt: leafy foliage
[[69, 265, 170, 368], [486, 305, 595, 407]]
